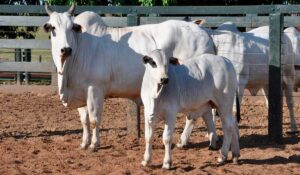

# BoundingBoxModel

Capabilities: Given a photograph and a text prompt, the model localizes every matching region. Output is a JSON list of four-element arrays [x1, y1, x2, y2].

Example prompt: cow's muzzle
[[61, 47, 72, 57], [58, 47, 72, 75], [160, 78, 169, 85]]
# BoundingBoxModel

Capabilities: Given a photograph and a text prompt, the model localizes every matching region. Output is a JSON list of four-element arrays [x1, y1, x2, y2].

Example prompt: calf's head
[[43, 3, 82, 74], [143, 50, 180, 98]]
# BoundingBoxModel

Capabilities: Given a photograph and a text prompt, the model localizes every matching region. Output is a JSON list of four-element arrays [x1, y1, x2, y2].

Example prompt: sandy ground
[[0, 86, 299, 175]]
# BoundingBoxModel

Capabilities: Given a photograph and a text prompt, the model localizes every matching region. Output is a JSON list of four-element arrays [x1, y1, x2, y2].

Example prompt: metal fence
[[1, 5, 300, 141]]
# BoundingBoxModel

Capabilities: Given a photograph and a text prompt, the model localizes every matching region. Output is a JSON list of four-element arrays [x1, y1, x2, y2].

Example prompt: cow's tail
[[236, 89, 241, 123]]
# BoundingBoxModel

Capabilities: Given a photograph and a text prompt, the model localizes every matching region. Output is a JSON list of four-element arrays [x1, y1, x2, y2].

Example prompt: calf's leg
[[162, 114, 176, 169], [141, 117, 157, 166], [78, 106, 90, 149]]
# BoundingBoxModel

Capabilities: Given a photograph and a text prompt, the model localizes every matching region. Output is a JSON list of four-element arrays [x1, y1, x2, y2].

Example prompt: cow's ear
[[143, 55, 152, 64], [43, 23, 52, 33], [169, 57, 180, 65], [194, 19, 205, 26], [72, 23, 82, 33], [295, 25, 300, 32]]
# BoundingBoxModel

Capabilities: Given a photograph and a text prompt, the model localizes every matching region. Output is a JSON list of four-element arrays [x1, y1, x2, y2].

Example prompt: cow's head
[[43, 3, 82, 74], [143, 49, 180, 98]]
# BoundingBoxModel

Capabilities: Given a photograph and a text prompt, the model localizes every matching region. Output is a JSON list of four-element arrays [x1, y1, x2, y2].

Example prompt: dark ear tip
[[43, 23, 51, 32], [169, 57, 180, 65], [72, 23, 82, 33], [143, 56, 150, 64]]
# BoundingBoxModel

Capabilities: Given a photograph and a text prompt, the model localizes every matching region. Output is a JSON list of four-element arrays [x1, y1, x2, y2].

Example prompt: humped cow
[[140, 49, 240, 169], [43, 4, 216, 151], [178, 22, 298, 148]]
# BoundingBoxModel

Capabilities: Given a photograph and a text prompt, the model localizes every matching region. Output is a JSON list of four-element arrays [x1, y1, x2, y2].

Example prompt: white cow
[[141, 49, 239, 169], [178, 22, 298, 148], [43, 4, 216, 151]]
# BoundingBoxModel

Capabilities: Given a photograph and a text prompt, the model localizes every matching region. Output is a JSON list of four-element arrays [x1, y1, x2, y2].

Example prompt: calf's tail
[[236, 89, 241, 123]]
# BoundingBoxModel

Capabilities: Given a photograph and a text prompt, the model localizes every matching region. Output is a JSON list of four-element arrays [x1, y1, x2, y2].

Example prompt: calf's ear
[[169, 57, 180, 65], [72, 23, 82, 33], [143, 55, 152, 64], [43, 23, 52, 33]]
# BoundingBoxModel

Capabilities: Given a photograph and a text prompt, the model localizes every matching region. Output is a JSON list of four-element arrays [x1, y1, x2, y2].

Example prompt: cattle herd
[[43, 3, 299, 169]]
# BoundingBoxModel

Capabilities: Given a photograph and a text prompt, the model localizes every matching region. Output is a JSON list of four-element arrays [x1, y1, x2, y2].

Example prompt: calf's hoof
[[176, 141, 187, 148], [141, 160, 149, 167]]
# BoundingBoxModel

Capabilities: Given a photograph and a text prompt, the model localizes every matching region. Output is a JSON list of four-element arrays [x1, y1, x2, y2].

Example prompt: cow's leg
[[262, 87, 269, 109], [162, 113, 176, 169], [202, 110, 218, 150], [177, 117, 195, 148], [87, 86, 104, 151], [141, 117, 157, 167], [218, 109, 237, 164], [78, 106, 90, 149], [284, 84, 298, 133]]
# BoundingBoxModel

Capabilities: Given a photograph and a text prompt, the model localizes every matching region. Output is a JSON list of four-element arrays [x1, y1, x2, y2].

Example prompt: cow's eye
[[51, 26, 55, 30], [149, 60, 157, 68]]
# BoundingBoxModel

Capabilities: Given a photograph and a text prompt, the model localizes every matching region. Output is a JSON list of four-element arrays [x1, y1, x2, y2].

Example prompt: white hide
[[179, 22, 299, 149], [141, 50, 240, 169], [44, 8, 215, 151]]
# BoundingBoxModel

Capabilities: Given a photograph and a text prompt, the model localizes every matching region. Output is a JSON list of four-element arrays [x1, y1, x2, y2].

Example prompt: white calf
[[140, 50, 240, 169]]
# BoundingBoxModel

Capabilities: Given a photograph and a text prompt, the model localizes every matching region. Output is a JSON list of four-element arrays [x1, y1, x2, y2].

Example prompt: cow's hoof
[[162, 162, 171, 170], [89, 144, 99, 152], [80, 143, 89, 150], [208, 145, 218, 150], [286, 130, 299, 135], [217, 154, 227, 164], [141, 160, 149, 167], [232, 157, 239, 164]]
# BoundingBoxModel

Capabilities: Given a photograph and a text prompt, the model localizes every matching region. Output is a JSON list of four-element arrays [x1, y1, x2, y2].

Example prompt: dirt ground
[[0, 86, 299, 175]]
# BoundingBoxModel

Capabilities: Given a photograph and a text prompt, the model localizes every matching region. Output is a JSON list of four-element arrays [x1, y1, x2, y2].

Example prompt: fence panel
[[1, 5, 300, 142]]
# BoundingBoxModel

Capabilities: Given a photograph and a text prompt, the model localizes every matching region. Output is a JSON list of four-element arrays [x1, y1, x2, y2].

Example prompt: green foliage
[[47, 0, 95, 5], [138, 0, 177, 6], [138, 0, 154, 6], [162, 0, 176, 6]]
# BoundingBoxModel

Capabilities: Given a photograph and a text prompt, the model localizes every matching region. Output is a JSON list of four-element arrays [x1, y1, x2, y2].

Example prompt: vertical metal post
[[246, 14, 258, 32], [268, 13, 283, 143], [127, 13, 139, 27], [126, 13, 141, 138], [15, 49, 22, 85]]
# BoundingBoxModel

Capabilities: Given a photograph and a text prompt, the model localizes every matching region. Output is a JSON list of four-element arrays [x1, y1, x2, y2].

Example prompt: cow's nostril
[[161, 78, 169, 84]]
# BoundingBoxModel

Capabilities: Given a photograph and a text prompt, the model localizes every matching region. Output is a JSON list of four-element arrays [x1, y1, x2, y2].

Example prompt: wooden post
[[126, 100, 141, 138], [51, 72, 57, 86], [126, 13, 141, 138], [15, 48, 22, 85], [268, 13, 283, 143]]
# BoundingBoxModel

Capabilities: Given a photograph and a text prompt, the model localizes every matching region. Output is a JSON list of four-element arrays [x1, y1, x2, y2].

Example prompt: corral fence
[[1, 5, 299, 142]]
